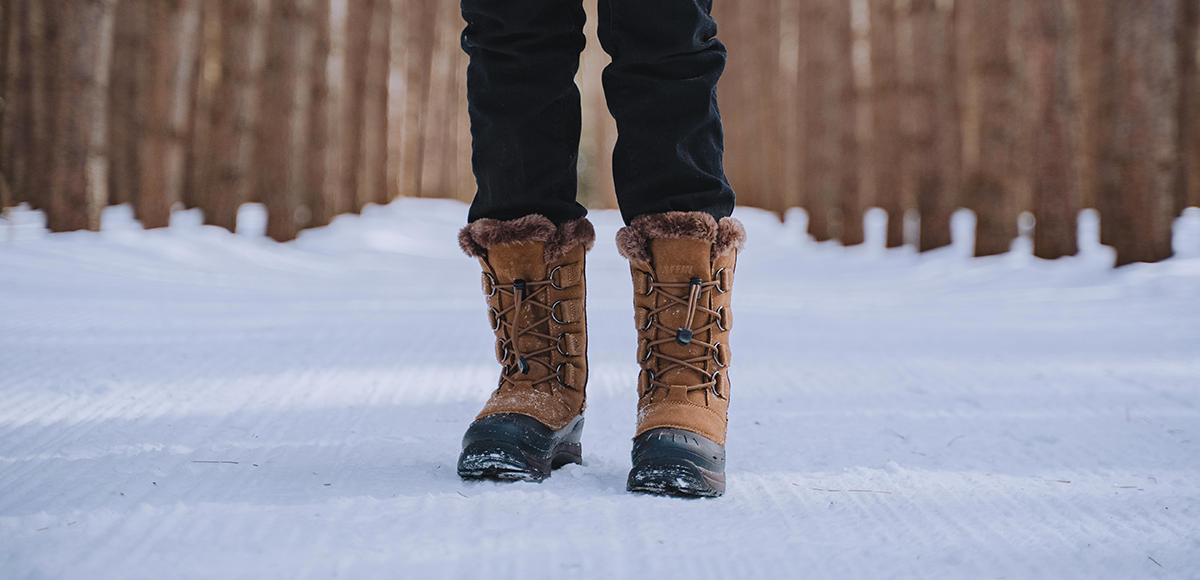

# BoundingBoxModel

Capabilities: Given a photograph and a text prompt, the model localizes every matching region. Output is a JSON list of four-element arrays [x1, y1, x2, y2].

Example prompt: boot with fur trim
[[616, 211, 745, 497], [456, 215, 594, 481]]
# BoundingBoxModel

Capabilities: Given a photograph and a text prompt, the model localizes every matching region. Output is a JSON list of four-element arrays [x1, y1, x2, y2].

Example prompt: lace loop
[[486, 270, 579, 392], [639, 273, 724, 400]]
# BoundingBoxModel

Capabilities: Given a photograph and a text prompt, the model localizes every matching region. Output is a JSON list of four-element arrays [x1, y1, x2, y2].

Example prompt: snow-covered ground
[[1, 199, 1198, 579]]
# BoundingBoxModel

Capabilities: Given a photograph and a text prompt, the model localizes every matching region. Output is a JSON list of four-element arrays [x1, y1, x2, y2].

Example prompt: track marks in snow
[[1, 201, 1199, 579]]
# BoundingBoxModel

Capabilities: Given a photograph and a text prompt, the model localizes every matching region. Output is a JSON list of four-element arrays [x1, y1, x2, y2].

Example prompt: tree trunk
[[305, 0, 333, 227], [183, 1, 218, 211], [46, 0, 116, 231], [870, 0, 905, 247], [138, 0, 203, 228], [1179, 0, 1200, 213], [358, 0, 391, 207], [802, 0, 857, 243], [106, 0, 146, 208], [418, 0, 463, 199], [339, 0, 372, 211], [0, 0, 11, 205], [1027, 0, 1079, 259], [962, 0, 1019, 257], [1098, 0, 1179, 266], [1072, 0, 1110, 224], [204, 0, 268, 232], [24, 0, 56, 211], [0, 0, 19, 205], [257, 0, 316, 242], [903, 0, 961, 252], [397, 0, 435, 199]]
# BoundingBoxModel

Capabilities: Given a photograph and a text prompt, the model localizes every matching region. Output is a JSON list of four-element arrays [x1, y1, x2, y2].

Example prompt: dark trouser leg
[[461, 0, 588, 224], [597, 0, 735, 224]]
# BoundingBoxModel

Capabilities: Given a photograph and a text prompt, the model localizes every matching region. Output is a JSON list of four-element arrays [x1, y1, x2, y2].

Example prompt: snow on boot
[[456, 215, 594, 482], [616, 212, 745, 497]]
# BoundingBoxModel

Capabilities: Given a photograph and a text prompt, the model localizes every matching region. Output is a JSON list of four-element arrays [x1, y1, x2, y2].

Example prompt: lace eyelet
[[639, 369, 656, 397], [711, 342, 726, 368], [549, 265, 567, 290], [711, 371, 725, 399], [483, 272, 497, 297], [555, 362, 571, 388], [640, 313, 655, 332], [643, 273, 656, 296], [640, 340, 653, 364], [488, 307, 501, 331], [551, 300, 567, 324], [714, 269, 728, 293], [556, 334, 570, 357], [716, 306, 727, 331]]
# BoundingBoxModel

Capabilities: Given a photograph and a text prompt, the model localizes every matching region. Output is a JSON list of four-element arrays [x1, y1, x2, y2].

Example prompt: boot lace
[[641, 272, 727, 403], [488, 273, 577, 393]]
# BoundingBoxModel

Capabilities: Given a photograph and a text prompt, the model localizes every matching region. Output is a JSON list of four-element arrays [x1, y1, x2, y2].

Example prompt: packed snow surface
[[2, 200, 1199, 579]]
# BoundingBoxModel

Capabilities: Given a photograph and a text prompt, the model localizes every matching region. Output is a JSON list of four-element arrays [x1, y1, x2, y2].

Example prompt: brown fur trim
[[714, 217, 747, 257], [459, 215, 595, 263], [616, 211, 746, 265]]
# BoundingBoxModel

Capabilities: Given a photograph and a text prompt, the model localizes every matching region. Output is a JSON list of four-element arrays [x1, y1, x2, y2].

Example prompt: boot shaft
[[617, 212, 744, 445], [460, 216, 594, 430]]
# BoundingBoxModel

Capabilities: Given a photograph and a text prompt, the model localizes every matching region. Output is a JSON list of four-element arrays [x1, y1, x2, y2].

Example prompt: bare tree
[[138, 0, 202, 228], [870, 0, 905, 247], [358, 0, 392, 207], [204, 0, 268, 232], [1025, 0, 1080, 259], [0, 0, 18, 205], [900, 0, 961, 252], [183, 2, 218, 211], [397, 0, 432, 199], [339, 0, 373, 212], [803, 0, 859, 243], [961, 0, 1019, 257], [23, 0, 56, 211], [305, 0, 334, 227], [1179, 0, 1200, 213], [46, 0, 116, 231], [106, 0, 146, 208], [1098, 0, 1179, 266], [256, 0, 316, 242]]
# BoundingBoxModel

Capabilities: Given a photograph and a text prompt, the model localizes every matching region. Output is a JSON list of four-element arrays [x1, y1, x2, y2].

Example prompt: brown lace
[[641, 275, 724, 403], [489, 274, 575, 392]]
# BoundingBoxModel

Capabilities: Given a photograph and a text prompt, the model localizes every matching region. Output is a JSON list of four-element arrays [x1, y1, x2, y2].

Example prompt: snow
[[1, 199, 1198, 579]]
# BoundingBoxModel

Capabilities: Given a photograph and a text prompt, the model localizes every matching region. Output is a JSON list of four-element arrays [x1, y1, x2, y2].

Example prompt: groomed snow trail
[[2, 200, 1199, 580]]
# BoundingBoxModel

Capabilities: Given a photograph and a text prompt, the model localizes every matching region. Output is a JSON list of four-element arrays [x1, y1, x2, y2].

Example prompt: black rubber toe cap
[[458, 414, 583, 482], [627, 428, 726, 498]]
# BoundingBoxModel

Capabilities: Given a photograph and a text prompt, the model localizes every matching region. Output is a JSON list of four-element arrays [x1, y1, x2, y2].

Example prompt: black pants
[[460, 0, 735, 225]]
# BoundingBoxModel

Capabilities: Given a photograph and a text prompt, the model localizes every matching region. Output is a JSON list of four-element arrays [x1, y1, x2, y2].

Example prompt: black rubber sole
[[458, 414, 584, 482], [627, 428, 726, 498]]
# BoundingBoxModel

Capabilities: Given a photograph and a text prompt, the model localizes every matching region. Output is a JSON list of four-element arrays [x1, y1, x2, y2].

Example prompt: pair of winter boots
[[456, 212, 744, 498]]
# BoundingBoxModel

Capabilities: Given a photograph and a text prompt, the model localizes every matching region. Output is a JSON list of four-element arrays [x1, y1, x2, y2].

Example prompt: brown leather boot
[[616, 212, 745, 497], [456, 215, 594, 481]]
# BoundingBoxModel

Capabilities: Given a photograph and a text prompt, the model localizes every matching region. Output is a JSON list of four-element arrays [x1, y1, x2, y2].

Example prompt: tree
[[1027, 0, 1080, 259], [46, 0, 117, 231], [1097, 0, 1179, 266], [204, 0, 268, 232], [138, 0, 203, 228], [961, 0, 1019, 257], [358, 0, 392, 207], [339, 0, 373, 212], [903, 0, 961, 252], [256, 0, 316, 242], [802, 0, 858, 243], [870, 0, 905, 247]]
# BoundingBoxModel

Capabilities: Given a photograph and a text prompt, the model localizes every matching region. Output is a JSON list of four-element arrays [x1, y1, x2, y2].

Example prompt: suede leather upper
[[464, 218, 592, 431]]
